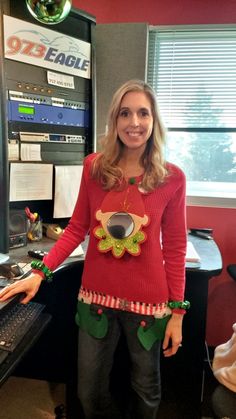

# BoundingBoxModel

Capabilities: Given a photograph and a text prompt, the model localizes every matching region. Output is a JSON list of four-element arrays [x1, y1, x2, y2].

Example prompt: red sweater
[[43, 153, 187, 307]]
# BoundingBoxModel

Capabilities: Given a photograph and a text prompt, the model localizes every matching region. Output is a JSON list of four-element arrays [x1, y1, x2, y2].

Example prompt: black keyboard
[[0, 348, 9, 364], [0, 301, 45, 352]]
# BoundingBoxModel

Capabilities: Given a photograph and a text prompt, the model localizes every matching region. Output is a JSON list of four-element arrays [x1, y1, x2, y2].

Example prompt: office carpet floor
[[0, 376, 65, 419], [0, 368, 218, 419]]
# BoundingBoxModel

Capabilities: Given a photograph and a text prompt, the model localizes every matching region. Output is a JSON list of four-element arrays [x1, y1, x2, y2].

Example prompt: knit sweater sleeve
[[161, 165, 187, 310], [42, 154, 93, 272]]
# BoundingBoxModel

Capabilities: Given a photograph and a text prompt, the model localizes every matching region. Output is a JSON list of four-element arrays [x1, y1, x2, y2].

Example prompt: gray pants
[[77, 306, 162, 419]]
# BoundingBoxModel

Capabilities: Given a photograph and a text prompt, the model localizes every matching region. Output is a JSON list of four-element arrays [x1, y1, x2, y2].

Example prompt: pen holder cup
[[27, 220, 43, 242]]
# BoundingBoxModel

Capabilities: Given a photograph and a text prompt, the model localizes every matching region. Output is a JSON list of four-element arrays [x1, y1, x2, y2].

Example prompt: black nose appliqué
[[107, 212, 134, 239]]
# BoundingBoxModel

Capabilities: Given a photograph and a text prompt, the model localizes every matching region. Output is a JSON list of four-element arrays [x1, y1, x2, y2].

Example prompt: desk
[[0, 238, 53, 388], [9, 236, 87, 263], [9, 234, 222, 419]]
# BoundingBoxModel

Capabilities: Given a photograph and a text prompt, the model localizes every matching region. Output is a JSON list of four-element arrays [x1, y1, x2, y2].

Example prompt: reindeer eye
[[107, 212, 134, 239]]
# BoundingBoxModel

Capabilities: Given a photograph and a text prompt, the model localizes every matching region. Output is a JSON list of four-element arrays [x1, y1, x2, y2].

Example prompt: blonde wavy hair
[[91, 79, 168, 191]]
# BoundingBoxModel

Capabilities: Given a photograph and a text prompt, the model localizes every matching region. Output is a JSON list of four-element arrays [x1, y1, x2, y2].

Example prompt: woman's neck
[[118, 151, 144, 178]]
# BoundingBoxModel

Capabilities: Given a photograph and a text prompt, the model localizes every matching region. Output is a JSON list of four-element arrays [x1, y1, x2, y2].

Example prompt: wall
[[74, 0, 236, 25], [96, 23, 148, 142], [74, 0, 236, 346]]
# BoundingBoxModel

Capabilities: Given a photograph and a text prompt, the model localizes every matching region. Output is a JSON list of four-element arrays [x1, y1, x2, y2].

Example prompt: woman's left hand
[[162, 313, 184, 357]]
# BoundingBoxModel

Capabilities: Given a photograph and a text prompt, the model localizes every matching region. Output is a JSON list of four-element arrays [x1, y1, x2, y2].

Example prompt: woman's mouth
[[126, 131, 142, 137]]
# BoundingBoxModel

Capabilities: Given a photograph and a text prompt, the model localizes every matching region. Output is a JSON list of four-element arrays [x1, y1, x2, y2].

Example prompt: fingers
[[163, 315, 183, 357], [0, 281, 22, 301], [0, 276, 40, 303], [19, 294, 32, 304], [163, 342, 182, 357], [162, 334, 170, 351]]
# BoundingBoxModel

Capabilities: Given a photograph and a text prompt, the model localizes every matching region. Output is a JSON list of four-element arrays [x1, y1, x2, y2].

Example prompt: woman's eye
[[140, 110, 149, 117], [119, 110, 129, 117]]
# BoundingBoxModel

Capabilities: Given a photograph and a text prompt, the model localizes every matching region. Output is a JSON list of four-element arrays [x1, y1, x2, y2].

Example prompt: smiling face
[[116, 91, 154, 153]]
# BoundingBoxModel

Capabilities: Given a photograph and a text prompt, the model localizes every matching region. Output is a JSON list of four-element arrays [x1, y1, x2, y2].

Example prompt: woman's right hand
[[0, 273, 44, 304]]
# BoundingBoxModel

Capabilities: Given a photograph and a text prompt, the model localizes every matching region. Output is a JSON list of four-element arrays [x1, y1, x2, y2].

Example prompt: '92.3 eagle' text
[[6, 36, 90, 71]]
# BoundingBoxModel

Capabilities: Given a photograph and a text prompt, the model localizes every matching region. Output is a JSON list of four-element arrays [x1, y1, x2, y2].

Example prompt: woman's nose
[[130, 113, 139, 126]]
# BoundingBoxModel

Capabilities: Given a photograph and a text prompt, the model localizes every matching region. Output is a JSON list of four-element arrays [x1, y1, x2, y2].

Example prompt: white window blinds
[[147, 27, 236, 206], [147, 28, 236, 129]]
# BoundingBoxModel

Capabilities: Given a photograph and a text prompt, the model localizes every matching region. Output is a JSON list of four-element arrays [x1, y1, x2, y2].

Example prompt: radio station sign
[[3, 15, 91, 79]]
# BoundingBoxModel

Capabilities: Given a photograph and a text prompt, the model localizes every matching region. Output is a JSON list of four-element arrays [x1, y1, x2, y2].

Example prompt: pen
[[190, 231, 213, 240]]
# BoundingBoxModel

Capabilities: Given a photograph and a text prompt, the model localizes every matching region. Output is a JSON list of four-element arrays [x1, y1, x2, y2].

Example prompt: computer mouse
[[0, 262, 24, 279]]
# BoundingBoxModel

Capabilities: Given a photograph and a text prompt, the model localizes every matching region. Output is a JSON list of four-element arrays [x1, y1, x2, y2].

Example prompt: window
[[147, 26, 236, 207]]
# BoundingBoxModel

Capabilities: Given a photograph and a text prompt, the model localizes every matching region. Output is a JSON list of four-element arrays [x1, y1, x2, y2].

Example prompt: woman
[[0, 80, 189, 419]]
